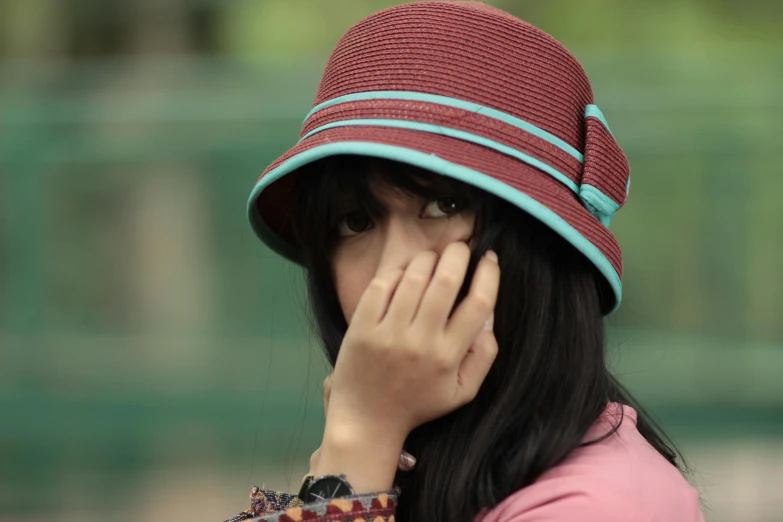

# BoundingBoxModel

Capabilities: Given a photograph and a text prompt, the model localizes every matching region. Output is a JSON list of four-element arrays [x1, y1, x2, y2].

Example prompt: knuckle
[[402, 346, 422, 364], [471, 293, 494, 313], [355, 331, 386, 355], [405, 272, 429, 287], [348, 329, 370, 347], [433, 270, 460, 289], [400, 336, 423, 358], [405, 331, 424, 352], [369, 277, 394, 293], [373, 335, 394, 353], [432, 352, 454, 372], [483, 343, 499, 361], [488, 340, 499, 357]]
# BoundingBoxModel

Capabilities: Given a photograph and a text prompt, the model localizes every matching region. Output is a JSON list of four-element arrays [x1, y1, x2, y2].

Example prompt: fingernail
[[483, 311, 494, 331], [485, 250, 498, 263], [399, 451, 417, 470]]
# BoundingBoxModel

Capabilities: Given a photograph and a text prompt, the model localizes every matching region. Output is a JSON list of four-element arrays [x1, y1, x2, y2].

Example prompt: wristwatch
[[298, 474, 355, 504]]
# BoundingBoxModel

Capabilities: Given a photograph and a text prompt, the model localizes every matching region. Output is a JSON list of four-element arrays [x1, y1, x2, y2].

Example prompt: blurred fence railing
[[1, 53, 782, 457]]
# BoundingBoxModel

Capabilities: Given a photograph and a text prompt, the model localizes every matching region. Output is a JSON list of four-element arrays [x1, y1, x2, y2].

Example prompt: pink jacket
[[477, 403, 704, 522], [226, 403, 704, 522]]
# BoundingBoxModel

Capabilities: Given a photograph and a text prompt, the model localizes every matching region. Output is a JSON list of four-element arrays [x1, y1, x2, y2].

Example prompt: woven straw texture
[[250, 0, 632, 308]]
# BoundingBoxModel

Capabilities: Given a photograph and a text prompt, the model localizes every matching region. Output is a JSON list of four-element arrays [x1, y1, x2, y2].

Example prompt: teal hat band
[[299, 91, 628, 227]]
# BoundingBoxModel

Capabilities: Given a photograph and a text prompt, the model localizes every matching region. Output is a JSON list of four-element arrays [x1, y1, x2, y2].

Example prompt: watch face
[[306, 476, 354, 502]]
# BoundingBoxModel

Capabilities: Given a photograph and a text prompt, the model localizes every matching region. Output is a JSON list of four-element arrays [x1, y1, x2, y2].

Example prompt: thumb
[[323, 373, 333, 413], [456, 313, 497, 404], [306, 445, 322, 482]]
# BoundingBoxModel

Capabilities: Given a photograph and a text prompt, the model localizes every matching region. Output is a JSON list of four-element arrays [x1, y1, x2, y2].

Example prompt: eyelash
[[335, 196, 466, 238]]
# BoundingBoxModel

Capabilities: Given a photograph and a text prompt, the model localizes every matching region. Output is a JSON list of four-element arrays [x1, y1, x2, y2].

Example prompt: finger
[[446, 251, 500, 357], [384, 250, 438, 326], [456, 328, 498, 404], [415, 242, 471, 329], [349, 267, 405, 327]]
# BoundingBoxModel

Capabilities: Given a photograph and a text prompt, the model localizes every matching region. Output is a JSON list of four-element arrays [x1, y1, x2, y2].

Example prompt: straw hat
[[247, 1, 631, 313]]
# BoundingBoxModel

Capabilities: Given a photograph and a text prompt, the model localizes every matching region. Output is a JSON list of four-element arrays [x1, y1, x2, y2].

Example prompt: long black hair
[[287, 154, 688, 522]]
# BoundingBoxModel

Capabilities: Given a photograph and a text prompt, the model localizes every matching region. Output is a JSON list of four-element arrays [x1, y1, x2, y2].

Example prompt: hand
[[325, 242, 500, 444], [311, 242, 499, 493]]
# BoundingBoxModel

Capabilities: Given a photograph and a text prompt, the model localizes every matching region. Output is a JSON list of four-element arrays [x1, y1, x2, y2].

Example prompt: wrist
[[314, 421, 406, 494], [323, 414, 408, 451]]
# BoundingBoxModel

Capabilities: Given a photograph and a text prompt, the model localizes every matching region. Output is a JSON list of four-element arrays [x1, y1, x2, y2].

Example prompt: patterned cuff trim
[[252, 491, 397, 522]]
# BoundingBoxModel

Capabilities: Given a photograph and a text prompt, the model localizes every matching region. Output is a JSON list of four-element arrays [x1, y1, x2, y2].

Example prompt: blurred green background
[[1, 0, 781, 520]]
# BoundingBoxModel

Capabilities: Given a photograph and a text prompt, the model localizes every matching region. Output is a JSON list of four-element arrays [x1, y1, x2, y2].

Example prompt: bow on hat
[[579, 105, 631, 227]]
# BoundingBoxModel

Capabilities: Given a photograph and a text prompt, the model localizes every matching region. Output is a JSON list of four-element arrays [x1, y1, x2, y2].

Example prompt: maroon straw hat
[[247, 1, 631, 313]]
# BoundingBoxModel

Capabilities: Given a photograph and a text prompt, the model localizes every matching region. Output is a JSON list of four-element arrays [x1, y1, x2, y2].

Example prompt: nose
[[374, 214, 433, 274]]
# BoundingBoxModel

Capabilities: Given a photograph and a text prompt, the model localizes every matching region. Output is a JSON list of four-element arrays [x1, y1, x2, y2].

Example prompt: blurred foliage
[[1, 1, 782, 521]]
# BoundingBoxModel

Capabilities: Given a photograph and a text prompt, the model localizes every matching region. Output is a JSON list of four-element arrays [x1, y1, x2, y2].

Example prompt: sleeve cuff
[[251, 491, 397, 522]]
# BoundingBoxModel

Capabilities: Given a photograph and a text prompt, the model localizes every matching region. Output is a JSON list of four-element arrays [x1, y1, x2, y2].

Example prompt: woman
[[227, 2, 704, 521]]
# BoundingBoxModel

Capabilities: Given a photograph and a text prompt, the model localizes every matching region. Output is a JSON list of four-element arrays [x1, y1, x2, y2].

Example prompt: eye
[[336, 210, 373, 238], [422, 196, 465, 218]]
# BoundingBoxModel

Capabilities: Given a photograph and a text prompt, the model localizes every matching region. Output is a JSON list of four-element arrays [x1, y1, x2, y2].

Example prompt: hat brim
[[248, 125, 622, 312]]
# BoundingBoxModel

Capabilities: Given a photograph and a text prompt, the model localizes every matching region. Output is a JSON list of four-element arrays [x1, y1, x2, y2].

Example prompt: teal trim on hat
[[247, 141, 622, 312], [579, 184, 620, 227], [300, 118, 580, 194], [581, 104, 625, 226], [585, 104, 614, 138], [304, 91, 585, 162]]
